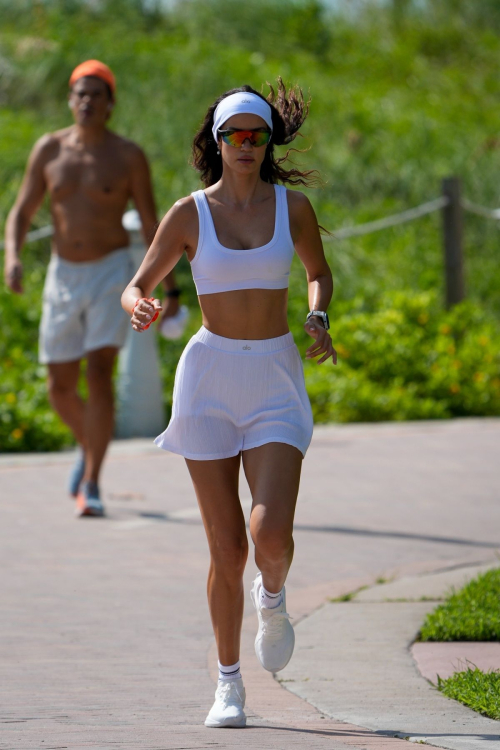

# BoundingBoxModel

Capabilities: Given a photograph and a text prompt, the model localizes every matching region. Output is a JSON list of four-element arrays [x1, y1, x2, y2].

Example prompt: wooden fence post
[[442, 177, 465, 309]]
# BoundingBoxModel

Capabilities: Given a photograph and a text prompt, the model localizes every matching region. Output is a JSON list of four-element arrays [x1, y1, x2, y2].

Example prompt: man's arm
[[128, 145, 180, 315], [4, 135, 50, 293]]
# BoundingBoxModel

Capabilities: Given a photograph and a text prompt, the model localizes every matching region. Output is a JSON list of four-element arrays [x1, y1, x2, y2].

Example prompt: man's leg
[[83, 346, 118, 484], [47, 360, 85, 445]]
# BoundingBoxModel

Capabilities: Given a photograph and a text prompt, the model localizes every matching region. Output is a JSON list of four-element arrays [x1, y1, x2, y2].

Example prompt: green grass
[[419, 568, 500, 642], [329, 585, 369, 602], [2, 1, 500, 450], [2, 0, 500, 316], [437, 667, 500, 720], [419, 568, 500, 720]]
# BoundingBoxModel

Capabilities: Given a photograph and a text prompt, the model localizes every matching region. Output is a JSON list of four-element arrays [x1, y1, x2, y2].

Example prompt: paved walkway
[[281, 563, 500, 750], [1, 418, 499, 749]]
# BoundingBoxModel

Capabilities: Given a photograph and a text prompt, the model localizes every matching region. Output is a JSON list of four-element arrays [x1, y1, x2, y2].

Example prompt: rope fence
[[460, 198, 500, 221], [23, 226, 55, 244], [326, 196, 449, 241], [1, 177, 499, 308]]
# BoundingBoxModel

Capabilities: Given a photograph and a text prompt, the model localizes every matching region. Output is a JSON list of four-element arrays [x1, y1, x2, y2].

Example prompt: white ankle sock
[[260, 583, 283, 609], [218, 660, 241, 682]]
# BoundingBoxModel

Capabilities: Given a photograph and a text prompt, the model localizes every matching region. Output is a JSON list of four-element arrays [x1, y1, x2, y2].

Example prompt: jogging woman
[[121, 81, 336, 728]]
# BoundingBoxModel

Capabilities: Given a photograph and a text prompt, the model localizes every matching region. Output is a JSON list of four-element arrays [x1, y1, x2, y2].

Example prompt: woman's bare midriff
[[199, 287, 290, 340]]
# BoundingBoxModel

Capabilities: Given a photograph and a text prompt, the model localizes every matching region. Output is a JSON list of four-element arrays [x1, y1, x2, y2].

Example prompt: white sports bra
[[190, 184, 295, 296]]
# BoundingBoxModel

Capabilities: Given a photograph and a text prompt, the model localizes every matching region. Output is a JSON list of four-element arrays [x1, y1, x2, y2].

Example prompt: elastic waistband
[[49, 248, 131, 270], [195, 326, 294, 354]]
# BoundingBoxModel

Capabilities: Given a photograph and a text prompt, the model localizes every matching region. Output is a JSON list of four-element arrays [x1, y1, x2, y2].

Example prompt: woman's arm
[[128, 144, 180, 318], [121, 196, 197, 332], [288, 191, 337, 365]]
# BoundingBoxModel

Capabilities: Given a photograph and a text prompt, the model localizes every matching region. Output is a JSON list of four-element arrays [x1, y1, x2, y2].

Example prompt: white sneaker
[[250, 573, 295, 672], [204, 678, 246, 728]]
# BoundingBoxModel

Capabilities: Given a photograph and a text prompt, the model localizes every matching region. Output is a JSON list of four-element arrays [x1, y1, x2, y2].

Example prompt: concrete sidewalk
[[280, 562, 500, 750], [1, 418, 499, 748]]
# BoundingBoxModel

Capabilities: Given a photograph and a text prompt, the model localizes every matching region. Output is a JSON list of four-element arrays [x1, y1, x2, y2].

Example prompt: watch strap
[[307, 310, 330, 330]]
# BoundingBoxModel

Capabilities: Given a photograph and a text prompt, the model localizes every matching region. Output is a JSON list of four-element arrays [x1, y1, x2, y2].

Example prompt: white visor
[[212, 92, 273, 143]]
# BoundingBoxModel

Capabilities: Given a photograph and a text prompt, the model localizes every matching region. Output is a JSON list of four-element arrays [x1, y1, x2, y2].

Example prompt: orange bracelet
[[133, 297, 159, 330]]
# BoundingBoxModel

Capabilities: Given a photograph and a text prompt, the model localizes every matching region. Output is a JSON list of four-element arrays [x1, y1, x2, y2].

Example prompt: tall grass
[[1, 0, 499, 450], [1, 0, 500, 314]]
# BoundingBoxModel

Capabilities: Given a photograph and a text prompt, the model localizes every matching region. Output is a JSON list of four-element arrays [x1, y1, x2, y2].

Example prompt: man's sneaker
[[68, 450, 85, 497], [250, 573, 295, 672], [204, 678, 246, 728], [75, 481, 105, 517]]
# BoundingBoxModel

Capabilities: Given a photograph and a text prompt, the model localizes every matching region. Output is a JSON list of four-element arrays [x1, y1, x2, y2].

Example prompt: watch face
[[308, 311, 329, 329]]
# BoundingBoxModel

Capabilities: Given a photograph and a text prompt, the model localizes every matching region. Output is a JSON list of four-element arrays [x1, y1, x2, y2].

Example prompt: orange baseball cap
[[69, 60, 116, 95]]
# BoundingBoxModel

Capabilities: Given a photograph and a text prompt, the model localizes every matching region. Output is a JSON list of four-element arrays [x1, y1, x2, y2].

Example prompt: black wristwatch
[[164, 288, 181, 298], [306, 310, 330, 330]]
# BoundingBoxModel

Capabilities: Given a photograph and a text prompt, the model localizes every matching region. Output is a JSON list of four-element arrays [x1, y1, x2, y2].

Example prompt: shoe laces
[[261, 609, 292, 640], [216, 680, 243, 707]]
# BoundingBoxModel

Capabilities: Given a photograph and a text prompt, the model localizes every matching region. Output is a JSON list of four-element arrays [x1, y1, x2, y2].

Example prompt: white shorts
[[155, 327, 314, 461], [39, 249, 134, 364]]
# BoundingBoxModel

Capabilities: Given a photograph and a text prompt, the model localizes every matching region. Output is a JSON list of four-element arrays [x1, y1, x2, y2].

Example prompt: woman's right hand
[[131, 297, 163, 332]]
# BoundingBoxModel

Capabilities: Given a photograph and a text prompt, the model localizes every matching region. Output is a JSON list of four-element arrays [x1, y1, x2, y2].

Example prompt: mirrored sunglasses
[[219, 129, 271, 148]]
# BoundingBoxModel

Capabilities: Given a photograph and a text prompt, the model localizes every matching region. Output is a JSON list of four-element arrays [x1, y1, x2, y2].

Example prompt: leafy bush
[[303, 292, 500, 423], [3, 263, 498, 452], [0, 246, 74, 451], [0, 377, 71, 452], [420, 568, 500, 642]]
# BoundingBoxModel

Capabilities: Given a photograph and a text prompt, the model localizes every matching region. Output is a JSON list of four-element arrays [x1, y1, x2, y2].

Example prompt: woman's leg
[[242, 442, 302, 593], [185, 455, 249, 666]]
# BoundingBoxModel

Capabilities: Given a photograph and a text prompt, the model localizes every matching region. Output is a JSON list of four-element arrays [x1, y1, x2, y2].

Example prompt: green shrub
[[0, 381, 72, 452], [303, 292, 500, 423], [2, 257, 499, 451], [0, 247, 74, 451]]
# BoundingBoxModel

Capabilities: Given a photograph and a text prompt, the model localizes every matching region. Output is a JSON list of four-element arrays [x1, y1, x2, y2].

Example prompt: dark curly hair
[[192, 78, 319, 188]]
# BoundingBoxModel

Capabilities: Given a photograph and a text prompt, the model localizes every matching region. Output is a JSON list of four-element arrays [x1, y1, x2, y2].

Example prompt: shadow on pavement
[[380, 732, 500, 742], [248, 724, 380, 739], [138, 512, 500, 549]]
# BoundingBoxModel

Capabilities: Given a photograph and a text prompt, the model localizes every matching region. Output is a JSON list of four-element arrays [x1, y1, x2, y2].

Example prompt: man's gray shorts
[[39, 249, 134, 364]]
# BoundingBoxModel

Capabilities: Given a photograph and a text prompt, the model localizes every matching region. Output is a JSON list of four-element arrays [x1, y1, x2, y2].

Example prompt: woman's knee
[[252, 523, 294, 563], [210, 534, 249, 577]]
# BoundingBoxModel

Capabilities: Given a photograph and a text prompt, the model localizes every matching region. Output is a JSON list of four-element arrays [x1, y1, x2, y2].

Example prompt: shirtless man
[[4, 60, 179, 517]]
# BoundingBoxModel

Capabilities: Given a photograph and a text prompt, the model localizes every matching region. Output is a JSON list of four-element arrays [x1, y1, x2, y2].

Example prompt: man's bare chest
[[45, 150, 130, 204]]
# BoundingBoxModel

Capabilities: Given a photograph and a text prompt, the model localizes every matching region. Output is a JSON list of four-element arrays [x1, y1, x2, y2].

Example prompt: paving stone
[[355, 562, 500, 603]]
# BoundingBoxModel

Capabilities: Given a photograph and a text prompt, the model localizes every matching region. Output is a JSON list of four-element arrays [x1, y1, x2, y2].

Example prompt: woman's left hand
[[304, 317, 337, 365]]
